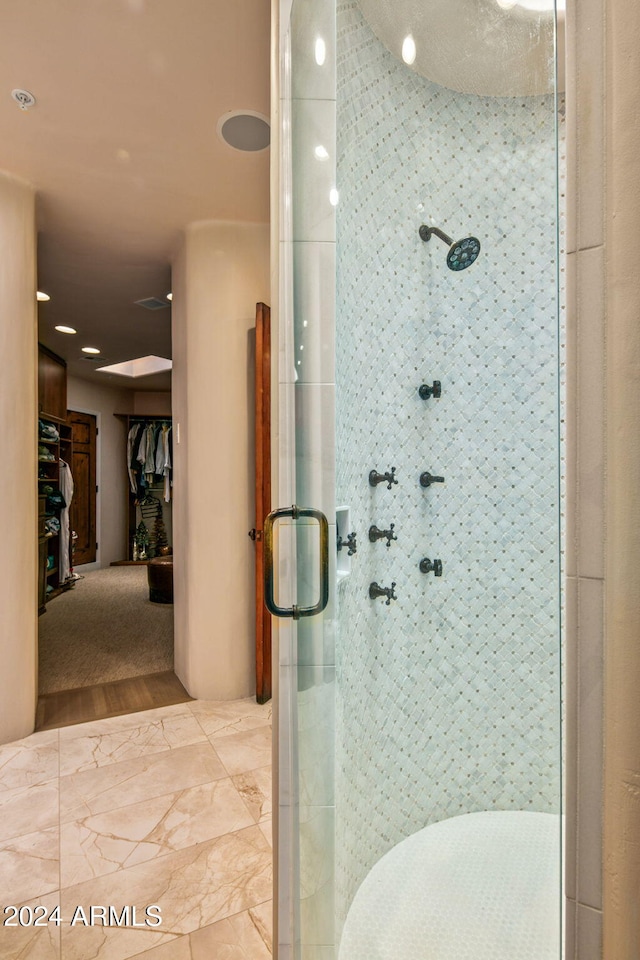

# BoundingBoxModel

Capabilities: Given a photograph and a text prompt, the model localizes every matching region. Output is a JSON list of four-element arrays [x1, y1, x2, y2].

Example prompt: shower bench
[[339, 810, 562, 960]]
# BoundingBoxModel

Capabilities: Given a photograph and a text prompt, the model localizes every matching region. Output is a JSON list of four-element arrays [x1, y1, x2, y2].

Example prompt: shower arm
[[419, 224, 453, 246]]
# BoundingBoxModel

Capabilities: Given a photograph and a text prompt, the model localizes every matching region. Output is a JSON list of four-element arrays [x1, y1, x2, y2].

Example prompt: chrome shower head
[[419, 224, 481, 271]]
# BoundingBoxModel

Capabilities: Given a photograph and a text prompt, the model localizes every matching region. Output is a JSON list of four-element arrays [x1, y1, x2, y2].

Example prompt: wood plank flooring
[[35, 670, 192, 731]]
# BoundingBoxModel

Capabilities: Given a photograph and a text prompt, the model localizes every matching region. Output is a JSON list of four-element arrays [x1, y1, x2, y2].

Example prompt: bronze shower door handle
[[263, 506, 329, 619]]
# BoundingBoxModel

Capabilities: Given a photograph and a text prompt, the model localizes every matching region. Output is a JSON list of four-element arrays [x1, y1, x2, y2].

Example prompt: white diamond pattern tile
[[332, 0, 563, 933]]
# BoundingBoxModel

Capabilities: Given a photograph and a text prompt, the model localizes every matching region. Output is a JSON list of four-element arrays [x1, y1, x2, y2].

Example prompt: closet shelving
[[38, 417, 73, 605], [112, 414, 173, 564]]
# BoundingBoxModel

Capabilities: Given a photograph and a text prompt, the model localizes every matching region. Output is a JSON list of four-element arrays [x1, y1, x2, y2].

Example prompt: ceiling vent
[[134, 297, 170, 311]]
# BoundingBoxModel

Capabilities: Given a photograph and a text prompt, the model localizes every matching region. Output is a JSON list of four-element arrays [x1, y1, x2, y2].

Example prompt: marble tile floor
[[0, 697, 273, 960]]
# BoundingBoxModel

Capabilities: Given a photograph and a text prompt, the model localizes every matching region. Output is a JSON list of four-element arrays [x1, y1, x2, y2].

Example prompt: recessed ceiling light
[[166, 293, 173, 301], [36, 291, 50, 302], [82, 346, 100, 355], [55, 325, 76, 335]]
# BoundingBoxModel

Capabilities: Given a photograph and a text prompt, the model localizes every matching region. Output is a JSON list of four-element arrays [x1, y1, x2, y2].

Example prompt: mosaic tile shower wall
[[334, 0, 562, 928]]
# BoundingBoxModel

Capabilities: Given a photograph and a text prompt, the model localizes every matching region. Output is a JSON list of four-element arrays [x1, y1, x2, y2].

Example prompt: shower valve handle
[[369, 468, 398, 489], [420, 558, 443, 577], [369, 524, 397, 548], [337, 531, 357, 556], [420, 471, 445, 487], [369, 581, 397, 604], [418, 381, 441, 400]]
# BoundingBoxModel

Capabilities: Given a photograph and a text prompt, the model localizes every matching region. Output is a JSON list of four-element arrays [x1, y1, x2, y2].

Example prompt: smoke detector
[[11, 89, 36, 110]]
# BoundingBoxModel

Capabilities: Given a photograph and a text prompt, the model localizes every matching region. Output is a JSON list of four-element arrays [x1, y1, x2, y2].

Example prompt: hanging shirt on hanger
[[127, 422, 141, 493], [162, 424, 172, 502], [59, 459, 74, 582], [144, 423, 157, 482], [136, 424, 147, 481], [155, 423, 166, 476]]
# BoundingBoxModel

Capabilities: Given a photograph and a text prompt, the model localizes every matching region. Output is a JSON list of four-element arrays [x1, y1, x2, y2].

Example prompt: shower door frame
[[271, 0, 564, 957]]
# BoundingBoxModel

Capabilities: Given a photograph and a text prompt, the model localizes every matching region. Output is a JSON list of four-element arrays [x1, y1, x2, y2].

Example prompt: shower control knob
[[369, 468, 398, 490], [369, 581, 397, 604], [337, 531, 357, 556], [420, 558, 442, 576], [369, 524, 397, 548], [420, 471, 445, 487], [418, 381, 441, 400]]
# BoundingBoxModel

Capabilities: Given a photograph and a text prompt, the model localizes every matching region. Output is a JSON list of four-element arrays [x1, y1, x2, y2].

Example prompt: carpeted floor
[[38, 566, 174, 694]]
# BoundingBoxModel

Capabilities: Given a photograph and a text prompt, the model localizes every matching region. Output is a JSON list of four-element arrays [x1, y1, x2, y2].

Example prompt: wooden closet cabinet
[[37, 345, 71, 610], [38, 418, 73, 606], [38, 344, 67, 422]]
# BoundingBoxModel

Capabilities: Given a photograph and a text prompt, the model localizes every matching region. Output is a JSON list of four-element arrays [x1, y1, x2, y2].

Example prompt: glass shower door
[[279, 0, 563, 956]]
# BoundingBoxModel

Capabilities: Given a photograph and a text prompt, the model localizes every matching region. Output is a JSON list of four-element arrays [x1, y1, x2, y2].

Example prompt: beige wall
[[0, 172, 37, 744], [602, 1, 640, 956], [566, 0, 640, 955], [564, 0, 606, 953], [172, 221, 270, 701], [67, 376, 134, 567], [133, 391, 172, 417]]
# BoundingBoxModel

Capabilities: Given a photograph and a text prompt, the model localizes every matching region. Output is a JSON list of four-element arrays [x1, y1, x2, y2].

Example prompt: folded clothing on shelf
[[39, 419, 60, 441], [44, 488, 66, 512], [44, 517, 60, 536]]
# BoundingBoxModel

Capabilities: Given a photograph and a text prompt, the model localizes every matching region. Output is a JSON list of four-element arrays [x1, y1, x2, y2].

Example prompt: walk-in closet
[[117, 415, 173, 563], [36, 343, 188, 730]]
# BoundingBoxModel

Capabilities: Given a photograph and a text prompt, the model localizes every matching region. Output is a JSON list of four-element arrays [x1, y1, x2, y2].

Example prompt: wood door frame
[[254, 302, 272, 703], [68, 407, 101, 570]]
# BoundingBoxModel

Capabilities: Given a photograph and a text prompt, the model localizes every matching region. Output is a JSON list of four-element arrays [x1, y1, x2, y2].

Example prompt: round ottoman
[[147, 556, 173, 604]]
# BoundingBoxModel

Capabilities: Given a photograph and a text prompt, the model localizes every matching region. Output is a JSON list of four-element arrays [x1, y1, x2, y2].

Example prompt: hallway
[[0, 697, 272, 959], [37, 565, 188, 731], [38, 567, 173, 695]]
